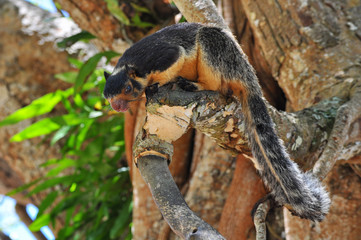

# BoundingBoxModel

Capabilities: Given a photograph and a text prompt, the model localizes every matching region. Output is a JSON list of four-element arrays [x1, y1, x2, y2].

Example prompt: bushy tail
[[196, 25, 330, 221], [243, 93, 330, 221]]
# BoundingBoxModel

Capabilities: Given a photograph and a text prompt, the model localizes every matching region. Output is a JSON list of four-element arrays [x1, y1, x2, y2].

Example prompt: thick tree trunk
[[1, 0, 360, 239], [0, 0, 72, 205], [126, 0, 361, 239], [44, 0, 361, 239], [233, 1, 361, 239], [0, 0, 78, 233]]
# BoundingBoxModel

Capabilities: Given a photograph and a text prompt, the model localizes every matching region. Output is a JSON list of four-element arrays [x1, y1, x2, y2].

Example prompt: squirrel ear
[[126, 65, 138, 78], [104, 71, 110, 80]]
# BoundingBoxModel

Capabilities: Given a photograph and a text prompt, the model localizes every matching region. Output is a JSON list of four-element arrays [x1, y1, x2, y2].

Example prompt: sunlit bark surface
[[1, 0, 360, 239]]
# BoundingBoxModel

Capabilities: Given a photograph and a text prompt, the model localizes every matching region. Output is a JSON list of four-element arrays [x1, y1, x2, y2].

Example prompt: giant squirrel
[[103, 22, 330, 221]]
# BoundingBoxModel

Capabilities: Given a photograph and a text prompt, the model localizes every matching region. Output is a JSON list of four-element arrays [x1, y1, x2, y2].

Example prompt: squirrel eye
[[124, 85, 132, 94]]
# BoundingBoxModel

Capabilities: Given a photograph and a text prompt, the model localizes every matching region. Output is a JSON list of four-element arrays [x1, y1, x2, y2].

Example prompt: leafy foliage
[[1, 45, 132, 239], [105, 0, 155, 28], [105, 0, 130, 25], [57, 31, 96, 48]]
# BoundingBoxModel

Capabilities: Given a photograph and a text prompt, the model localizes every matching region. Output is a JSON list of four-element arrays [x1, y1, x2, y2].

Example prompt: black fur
[[117, 23, 201, 76], [247, 94, 329, 221], [177, 78, 199, 92], [104, 23, 331, 221], [104, 71, 110, 80], [198, 28, 258, 89], [130, 78, 143, 91], [103, 71, 128, 98], [195, 25, 330, 221], [145, 83, 159, 101]]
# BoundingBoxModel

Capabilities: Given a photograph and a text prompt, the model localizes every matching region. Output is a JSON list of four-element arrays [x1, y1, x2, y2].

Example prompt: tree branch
[[134, 78, 360, 238], [253, 198, 271, 240], [136, 154, 225, 239], [133, 0, 361, 238], [172, 0, 228, 29], [313, 81, 361, 179], [140, 81, 353, 161]]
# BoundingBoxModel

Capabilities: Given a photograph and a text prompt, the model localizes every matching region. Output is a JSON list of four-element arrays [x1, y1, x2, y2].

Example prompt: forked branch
[[133, 80, 356, 239]]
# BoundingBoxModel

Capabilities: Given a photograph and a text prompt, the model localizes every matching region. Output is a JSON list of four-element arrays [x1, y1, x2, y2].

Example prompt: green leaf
[[40, 158, 59, 168], [74, 51, 119, 93], [68, 58, 83, 69], [61, 97, 73, 113], [37, 191, 59, 217], [0, 89, 72, 127], [58, 225, 76, 240], [46, 158, 76, 177], [131, 14, 155, 28], [110, 200, 132, 238], [29, 213, 51, 231], [73, 94, 85, 108], [10, 118, 62, 142], [66, 133, 76, 149], [6, 178, 41, 196], [101, 51, 120, 63], [105, 0, 130, 25], [28, 175, 83, 195], [51, 192, 84, 217], [65, 206, 76, 227], [73, 211, 84, 223], [69, 183, 77, 192], [75, 120, 94, 150], [11, 113, 91, 142], [94, 203, 108, 229], [55, 71, 78, 83], [57, 31, 96, 48], [75, 56, 101, 93], [179, 15, 187, 23], [125, 230, 132, 240], [130, 2, 151, 13], [51, 126, 72, 145], [54, 2, 62, 10], [60, 114, 91, 126], [3, 48, 132, 239]]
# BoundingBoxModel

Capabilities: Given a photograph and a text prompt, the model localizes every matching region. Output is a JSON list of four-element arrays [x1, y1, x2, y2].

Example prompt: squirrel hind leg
[[145, 83, 160, 100], [176, 77, 200, 92]]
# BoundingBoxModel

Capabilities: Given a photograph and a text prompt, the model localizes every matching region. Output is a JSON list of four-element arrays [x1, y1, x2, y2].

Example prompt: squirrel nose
[[109, 97, 129, 112]]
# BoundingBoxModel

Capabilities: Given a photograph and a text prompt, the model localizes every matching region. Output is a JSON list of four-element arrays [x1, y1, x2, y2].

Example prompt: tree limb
[[313, 81, 361, 179], [136, 154, 225, 240], [139, 81, 352, 162], [133, 79, 360, 238], [172, 0, 228, 29], [133, 0, 361, 238], [253, 198, 271, 240]]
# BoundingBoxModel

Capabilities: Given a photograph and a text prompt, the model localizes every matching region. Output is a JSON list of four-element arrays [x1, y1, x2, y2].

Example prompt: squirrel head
[[103, 64, 146, 112]]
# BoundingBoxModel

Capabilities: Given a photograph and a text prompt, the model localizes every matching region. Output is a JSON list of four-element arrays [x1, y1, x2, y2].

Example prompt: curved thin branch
[[313, 81, 361, 179], [135, 0, 361, 237], [253, 199, 271, 240], [143, 81, 348, 161], [173, 0, 228, 29], [134, 80, 359, 239], [136, 154, 225, 239]]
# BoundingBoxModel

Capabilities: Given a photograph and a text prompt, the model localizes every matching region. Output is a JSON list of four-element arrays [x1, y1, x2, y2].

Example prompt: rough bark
[[1, 0, 360, 239], [0, 0, 79, 234], [55, 0, 130, 53], [131, 0, 361, 238], [234, 1, 361, 239], [132, 77, 353, 238], [0, 0, 72, 206], [137, 155, 225, 239], [56, 0, 360, 239]]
